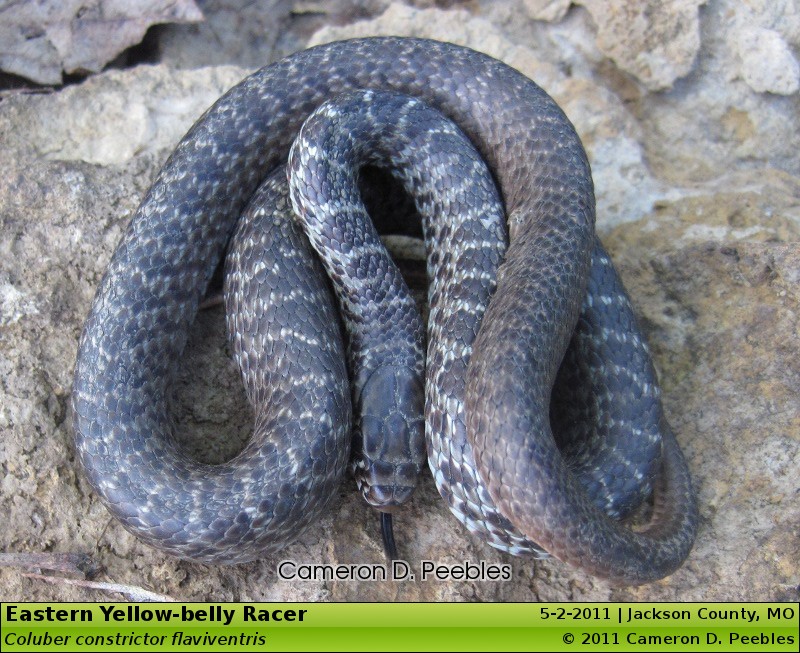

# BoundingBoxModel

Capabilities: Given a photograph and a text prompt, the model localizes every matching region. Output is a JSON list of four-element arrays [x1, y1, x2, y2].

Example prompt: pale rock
[[736, 0, 800, 46], [636, 0, 800, 185], [156, 0, 294, 69], [521, 0, 572, 22], [733, 25, 800, 95], [498, 0, 706, 90], [0, 0, 202, 85], [578, 0, 706, 90], [22, 66, 247, 166]]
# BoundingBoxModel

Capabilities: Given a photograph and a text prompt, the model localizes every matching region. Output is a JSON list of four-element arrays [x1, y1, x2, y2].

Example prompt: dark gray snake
[[71, 37, 697, 584]]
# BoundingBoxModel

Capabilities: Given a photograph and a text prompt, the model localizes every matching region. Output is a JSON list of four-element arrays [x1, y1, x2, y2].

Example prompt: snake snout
[[355, 364, 426, 511], [363, 484, 416, 512]]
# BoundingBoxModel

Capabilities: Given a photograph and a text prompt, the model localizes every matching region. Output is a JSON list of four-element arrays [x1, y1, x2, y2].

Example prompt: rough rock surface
[[0, 0, 202, 85], [0, 0, 798, 602], [155, 0, 296, 69]]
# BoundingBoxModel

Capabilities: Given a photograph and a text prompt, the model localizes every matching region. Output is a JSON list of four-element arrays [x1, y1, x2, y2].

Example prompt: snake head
[[353, 364, 426, 510]]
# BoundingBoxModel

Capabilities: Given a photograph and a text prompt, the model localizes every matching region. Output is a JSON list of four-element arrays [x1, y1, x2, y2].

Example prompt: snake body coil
[[72, 37, 697, 584]]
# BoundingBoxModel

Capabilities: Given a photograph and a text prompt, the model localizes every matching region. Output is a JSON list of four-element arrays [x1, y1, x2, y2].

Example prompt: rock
[[482, 0, 799, 185], [0, 0, 798, 604], [602, 171, 800, 601], [733, 25, 800, 95], [636, 0, 800, 185], [20, 66, 247, 167], [578, 0, 706, 91], [498, 0, 705, 91], [0, 0, 202, 85], [156, 0, 295, 69], [522, 0, 572, 22]]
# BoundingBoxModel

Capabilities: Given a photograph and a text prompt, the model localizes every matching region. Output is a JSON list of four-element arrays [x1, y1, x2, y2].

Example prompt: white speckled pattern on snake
[[71, 37, 697, 585]]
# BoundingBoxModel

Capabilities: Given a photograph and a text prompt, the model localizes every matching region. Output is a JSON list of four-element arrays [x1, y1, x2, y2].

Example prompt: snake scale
[[71, 37, 697, 585]]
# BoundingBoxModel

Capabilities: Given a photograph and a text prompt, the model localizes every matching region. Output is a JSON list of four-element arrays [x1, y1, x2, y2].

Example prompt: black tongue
[[380, 511, 399, 561]]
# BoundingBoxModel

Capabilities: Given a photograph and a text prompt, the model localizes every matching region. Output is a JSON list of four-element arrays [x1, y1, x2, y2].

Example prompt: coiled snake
[[71, 37, 697, 585]]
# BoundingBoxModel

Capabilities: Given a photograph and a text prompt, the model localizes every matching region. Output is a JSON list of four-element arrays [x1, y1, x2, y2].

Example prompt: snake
[[71, 37, 697, 585]]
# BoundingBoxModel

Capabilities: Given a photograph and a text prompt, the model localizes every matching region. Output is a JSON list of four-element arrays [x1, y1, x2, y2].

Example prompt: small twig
[[0, 552, 98, 578], [22, 573, 176, 602]]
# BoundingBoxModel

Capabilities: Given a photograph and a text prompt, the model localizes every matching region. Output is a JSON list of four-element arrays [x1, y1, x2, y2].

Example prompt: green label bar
[[1, 603, 797, 652]]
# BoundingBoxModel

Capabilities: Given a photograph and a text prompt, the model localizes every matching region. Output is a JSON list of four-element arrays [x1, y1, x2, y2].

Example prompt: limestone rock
[[634, 0, 800, 186], [522, 0, 572, 22], [0, 0, 202, 85], [493, 0, 705, 91], [601, 171, 800, 601], [156, 0, 295, 69], [733, 25, 800, 95], [20, 66, 247, 167], [578, 0, 706, 90]]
